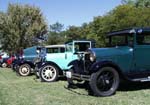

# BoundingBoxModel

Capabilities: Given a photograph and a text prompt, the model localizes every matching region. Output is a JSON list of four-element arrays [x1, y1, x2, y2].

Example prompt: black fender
[[17, 60, 35, 68], [89, 60, 123, 75], [67, 60, 84, 74], [68, 60, 79, 68]]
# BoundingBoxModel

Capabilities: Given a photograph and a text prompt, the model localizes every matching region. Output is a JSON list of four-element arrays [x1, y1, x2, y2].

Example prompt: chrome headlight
[[89, 51, 96, 62], [77, 53, 84, 60]]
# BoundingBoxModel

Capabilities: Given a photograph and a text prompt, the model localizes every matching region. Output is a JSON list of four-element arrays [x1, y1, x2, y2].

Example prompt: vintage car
[[34, 44, 65, 78], [66, 27, 150, 97], [35, 40, 94, 82], [0, 52, 9, 67], [14, 46, 43, 76]]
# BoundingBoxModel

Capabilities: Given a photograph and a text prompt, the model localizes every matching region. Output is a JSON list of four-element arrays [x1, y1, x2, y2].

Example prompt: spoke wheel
[[18, 64, 31, 76], [89, 67, 119, 97], [2, 62, 7, 68], [40, 64, 59, 82]]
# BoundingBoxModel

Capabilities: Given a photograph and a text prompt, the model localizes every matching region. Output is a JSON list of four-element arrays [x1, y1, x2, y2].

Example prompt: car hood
[[90, 46, 133, 58]]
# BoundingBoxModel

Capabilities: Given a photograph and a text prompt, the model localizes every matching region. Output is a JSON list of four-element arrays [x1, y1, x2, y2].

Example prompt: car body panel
[[36, 40, 93, 72], [90, 46, 134, 74]]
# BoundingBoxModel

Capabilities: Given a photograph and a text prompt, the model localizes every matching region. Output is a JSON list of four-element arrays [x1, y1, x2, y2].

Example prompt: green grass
[[0, 68, 150, 105]]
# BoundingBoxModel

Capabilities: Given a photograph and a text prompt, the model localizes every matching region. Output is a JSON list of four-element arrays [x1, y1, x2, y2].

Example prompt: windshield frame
[[65, 42, 73, 52]]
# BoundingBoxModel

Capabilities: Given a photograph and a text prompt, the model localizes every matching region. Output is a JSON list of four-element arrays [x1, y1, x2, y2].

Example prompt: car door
[[46, 47, 66, 69], [63, 43, 78, 70], [134, 34, 150, 73]]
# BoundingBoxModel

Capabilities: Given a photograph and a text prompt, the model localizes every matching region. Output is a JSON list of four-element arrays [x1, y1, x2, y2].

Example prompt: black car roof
[[107, 27, 150, 36]]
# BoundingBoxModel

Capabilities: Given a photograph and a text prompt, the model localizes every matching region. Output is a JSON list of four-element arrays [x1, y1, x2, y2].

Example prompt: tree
[[49, 22, 64, 33], [0, 4, 47, 52], [46, 22, 65, 45], [122, 0, 150, 7], [65, 26, 82, 41]]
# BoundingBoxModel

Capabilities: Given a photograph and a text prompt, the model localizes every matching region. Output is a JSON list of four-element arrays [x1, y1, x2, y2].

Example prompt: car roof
[[107, 27, 150, 37], [65, 40, 95, 44], [45, 45, 65, 48]]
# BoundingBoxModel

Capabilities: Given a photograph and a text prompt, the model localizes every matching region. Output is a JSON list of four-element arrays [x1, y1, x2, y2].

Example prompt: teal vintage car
[[35, 40, 94, 82], [66, 28, 150, 97]]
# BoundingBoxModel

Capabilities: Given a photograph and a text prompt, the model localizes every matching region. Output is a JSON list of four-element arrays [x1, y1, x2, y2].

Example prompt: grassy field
[[0, 68, 150, 105]]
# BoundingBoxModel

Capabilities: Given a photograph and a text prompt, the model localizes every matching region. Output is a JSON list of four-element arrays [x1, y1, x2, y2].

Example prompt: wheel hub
[[105, 79, 110, 84], [22, 67, 28, 73], [41, 65, 57, 82], [45, 70, 53, 77]]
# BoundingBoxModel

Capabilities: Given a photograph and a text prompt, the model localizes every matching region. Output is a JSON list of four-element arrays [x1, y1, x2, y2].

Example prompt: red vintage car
[[1, 55, 16, 68]]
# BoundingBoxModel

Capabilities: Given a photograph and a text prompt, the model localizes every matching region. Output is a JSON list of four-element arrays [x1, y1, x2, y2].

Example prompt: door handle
[[65, 54, 67, 59]]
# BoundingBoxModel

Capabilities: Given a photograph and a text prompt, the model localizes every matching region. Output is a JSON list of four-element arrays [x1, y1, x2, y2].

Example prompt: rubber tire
[[89, 67, 119, 97], [2, 62, 7, 68], [39, 64, 59, 82], [18, 64, 31, 76]]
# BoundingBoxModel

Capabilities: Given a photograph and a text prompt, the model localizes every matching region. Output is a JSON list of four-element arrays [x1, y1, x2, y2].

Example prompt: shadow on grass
[[118, 81, 150, 91], [65, 81, 150, 96], [64, 81, 94, 96], [32, 74, 150, 95]]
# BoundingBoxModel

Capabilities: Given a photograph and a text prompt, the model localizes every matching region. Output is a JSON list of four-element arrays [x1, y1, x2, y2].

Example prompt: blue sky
[[0, 0, 122, 27]]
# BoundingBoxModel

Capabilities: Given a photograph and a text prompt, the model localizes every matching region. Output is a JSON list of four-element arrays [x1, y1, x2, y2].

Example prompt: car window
[[109, 35, 133, 47], [110, 35, 127, 46], [137, 35, 150, 45], [60, 47, 65, 53], [46, 47, 65, 53]]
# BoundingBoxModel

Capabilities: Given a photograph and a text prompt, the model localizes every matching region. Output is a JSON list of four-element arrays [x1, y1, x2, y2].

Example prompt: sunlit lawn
[[0, 68, 150, 105]]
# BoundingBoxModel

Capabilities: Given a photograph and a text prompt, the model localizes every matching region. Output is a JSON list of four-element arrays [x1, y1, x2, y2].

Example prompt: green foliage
[[1, 2, 150, 50], [31, 3, 150, 47], [46, 22, 65, 45], [122, 0, 150, 7], [66, 4, 150, 47], [65, 26, 82, 41], [0, 4, 47, 52]]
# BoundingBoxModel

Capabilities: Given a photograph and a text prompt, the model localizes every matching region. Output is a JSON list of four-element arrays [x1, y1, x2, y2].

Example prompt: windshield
[[39, 47, 46, 57], [66, 42, 73, 52], [108, 35, 133, 47], [74, 42, 91, 52]]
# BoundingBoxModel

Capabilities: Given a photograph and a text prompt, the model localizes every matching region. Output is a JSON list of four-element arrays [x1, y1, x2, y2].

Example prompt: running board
[[72, 74, 90, 81], [132, 76, 150, 82]]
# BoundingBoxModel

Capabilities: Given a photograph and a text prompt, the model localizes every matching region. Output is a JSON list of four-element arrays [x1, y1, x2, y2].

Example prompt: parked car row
[[7, 27, 150, 97], [0, 52, 15, 68]]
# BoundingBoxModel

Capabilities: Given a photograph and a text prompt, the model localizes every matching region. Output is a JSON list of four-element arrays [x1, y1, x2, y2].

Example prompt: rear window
[[46, 47, 65, 53]]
